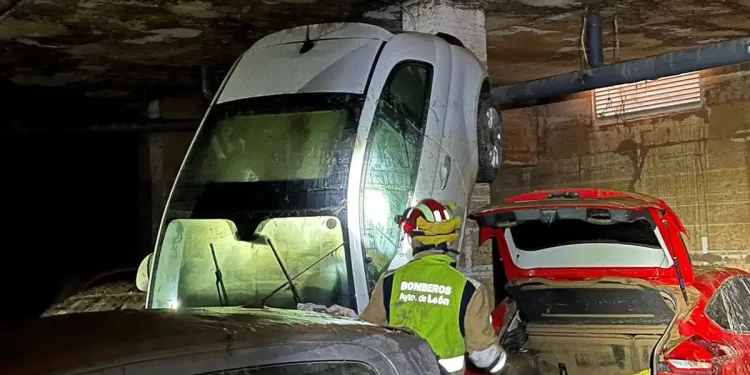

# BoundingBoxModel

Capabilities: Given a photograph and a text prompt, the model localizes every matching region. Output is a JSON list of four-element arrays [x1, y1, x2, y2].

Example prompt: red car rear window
[[509, 218, 661, 251]]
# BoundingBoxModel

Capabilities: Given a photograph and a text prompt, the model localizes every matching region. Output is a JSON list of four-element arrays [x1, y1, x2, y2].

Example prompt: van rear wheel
[[477, 95, 502, 183]]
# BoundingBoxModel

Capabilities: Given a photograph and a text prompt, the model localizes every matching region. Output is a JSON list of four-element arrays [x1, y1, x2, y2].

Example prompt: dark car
[[6, 307, 444, 375]]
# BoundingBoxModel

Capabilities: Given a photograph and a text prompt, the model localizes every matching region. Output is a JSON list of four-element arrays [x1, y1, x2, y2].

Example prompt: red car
[[467, 189, 750, 375]]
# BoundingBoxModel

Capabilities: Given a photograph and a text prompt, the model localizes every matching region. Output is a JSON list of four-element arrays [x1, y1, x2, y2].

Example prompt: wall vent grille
[[594, 71, 702, 121]]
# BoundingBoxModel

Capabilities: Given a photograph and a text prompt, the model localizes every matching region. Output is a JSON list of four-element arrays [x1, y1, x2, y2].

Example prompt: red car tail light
[[664, 338, 733, 375]]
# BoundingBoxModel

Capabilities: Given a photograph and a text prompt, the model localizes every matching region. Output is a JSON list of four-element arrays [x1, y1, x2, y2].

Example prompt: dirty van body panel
[[350, 31, 471, 275], [507, 278, 678, 375], [433, 43, 485, 256], [346, 30, 487, 287]]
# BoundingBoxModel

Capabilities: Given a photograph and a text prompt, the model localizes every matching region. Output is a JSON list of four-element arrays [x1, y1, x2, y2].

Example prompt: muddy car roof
[[6, 307, 434, 375]]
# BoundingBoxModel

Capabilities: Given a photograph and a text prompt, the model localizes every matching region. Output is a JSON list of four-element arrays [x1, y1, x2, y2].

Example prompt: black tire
[[477, 94, 503, 183]]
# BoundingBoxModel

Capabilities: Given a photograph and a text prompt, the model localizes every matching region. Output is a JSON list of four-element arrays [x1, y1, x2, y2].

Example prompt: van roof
[[253, 22, 394, 49]]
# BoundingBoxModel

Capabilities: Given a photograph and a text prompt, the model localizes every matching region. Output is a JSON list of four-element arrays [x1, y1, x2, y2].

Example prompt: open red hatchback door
[[471, 188, 694, 286], [467, 189, 698, 375]]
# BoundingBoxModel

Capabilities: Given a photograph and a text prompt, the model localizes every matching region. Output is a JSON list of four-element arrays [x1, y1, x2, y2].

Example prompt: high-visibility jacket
[[360, 252, 498, 374]]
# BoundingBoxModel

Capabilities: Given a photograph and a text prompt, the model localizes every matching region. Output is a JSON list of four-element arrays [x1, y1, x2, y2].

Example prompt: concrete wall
[[140, 131, 194, 250], [138, 95, 204, 250], [459, 183, 494, 282], [492, 62, 750, 272]]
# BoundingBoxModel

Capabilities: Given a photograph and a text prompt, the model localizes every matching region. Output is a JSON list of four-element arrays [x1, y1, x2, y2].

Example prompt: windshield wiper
[[252, 242, 344, 308], [210, 243, 230, 306], [261, 238, 303, 307]]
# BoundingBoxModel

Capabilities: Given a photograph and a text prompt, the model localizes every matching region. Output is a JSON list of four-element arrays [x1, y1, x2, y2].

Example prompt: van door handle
[[440, 155, 451, 190]]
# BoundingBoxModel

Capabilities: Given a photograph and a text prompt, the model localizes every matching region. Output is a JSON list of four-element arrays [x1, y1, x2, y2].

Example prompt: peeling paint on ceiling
[[0, 0, 394, 91], [488, 25, 561, 36], [124, 28, 203, 44], [165, 1, 221, 18], [484, 0, 750, 84], [0, 18, 69, 40], [0, 0, 749, 92], [517, 0, 579, 8]]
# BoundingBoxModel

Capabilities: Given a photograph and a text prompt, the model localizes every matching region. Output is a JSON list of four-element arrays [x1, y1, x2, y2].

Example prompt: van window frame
[[360, 61, 434, 291]]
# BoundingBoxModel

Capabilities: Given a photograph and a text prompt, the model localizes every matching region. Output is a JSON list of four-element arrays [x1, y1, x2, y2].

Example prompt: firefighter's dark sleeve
[[359, 274, 389, 326]]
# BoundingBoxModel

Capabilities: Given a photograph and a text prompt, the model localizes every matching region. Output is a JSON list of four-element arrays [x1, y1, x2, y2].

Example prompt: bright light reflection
[[168, 299, 181, 310], [365, 190, 390, 227]]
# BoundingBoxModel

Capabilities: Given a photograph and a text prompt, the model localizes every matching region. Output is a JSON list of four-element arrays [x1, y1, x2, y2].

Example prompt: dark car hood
[[4, 307, 390, 375]]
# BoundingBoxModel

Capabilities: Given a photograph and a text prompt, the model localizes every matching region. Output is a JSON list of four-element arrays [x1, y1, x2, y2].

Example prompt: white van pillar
[[401, 0, 493, 283]]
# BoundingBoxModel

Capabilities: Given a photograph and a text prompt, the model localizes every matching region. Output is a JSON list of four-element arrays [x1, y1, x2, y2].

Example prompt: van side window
[[705, 276, 750, 333], [361, 63, 432, 291]]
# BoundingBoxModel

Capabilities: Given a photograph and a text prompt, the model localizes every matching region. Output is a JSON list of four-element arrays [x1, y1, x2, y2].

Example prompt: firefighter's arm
[[464, 284, 507, 374], [359, 275, 389, 326]]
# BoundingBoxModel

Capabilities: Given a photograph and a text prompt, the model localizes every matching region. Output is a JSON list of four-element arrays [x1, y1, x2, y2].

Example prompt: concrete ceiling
[[1, 0, 750, 95], [485, 0, 750, 84]]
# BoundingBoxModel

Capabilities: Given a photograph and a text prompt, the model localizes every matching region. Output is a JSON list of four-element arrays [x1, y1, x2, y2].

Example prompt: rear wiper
[[252, 242, 344, 308], [210, 243, 230, 306], [261, 238, 302, 306]]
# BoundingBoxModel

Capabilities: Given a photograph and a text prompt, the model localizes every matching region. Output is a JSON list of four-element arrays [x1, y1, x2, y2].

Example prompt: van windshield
[[178, 93, 359, 186], [187, 109, 347, 183], [153, 93, 363, 310]]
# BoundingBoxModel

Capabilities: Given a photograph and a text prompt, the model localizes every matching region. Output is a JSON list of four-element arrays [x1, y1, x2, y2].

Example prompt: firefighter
[[360, 199, 507, 375]]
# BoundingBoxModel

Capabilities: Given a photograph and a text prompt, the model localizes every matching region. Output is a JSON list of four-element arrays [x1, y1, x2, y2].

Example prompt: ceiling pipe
[[491, 37, 750, 106], [586, 10, 603, 68]]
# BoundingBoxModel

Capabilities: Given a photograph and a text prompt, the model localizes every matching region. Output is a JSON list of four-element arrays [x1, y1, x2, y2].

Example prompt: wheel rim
[[490, 144, 500, 168], [484, 106, 502, 168]]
